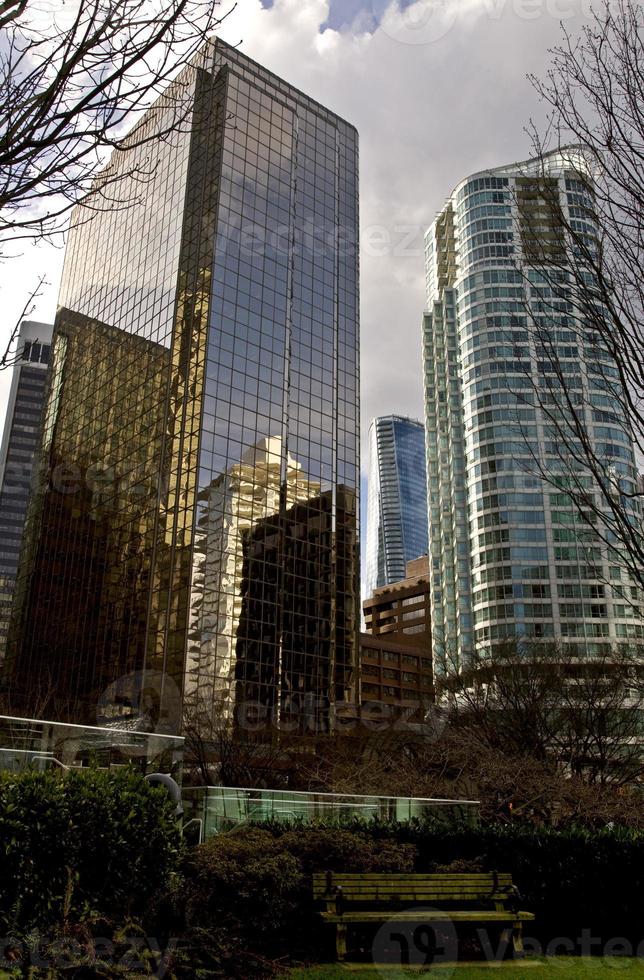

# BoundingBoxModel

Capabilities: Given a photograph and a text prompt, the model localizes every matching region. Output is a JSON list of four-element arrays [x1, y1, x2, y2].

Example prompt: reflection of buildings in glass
[[5, 311, 170, 716], [234, 485, 358, 733], [185, 435, 321, 719], [0, 321, 52, 666], [5, 40, 360, 731]]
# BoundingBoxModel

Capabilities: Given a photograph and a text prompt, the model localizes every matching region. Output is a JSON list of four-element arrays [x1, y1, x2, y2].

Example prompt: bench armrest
[[321, 872, 343, 915], [325, 885, 343, 915], [489, 884, 523, 915]]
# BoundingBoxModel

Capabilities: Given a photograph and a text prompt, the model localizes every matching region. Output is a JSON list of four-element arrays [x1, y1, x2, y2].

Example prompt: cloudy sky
[[0, 0, 592, 470]]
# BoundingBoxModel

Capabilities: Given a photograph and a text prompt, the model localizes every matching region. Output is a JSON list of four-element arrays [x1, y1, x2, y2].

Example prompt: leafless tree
[[406, 727, 644, 828], [441, 640, 563, 762], [519, 0, 644, 590], [289, 727, 432, 796], [441, 639, 644, 787], [0, 666, 86, 722], [0, 273, 46, 369], [553, 647, 644, 786], [180, 649, 644, 824], [285, 715, 644, 828], [182, 698, 293, 788], [0, 0, 231, 247], [0, 0, 232, 366]]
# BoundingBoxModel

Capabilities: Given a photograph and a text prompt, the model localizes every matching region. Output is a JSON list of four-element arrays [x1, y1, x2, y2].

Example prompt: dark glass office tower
[[5, 40, 360, 733], [0, 321, 52, 665]]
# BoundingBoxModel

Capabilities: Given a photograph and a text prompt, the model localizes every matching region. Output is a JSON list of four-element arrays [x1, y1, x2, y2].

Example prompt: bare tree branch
[[0, 0, 234, 252], [520, 0, 644, 596], [0, 272, 47, 369]]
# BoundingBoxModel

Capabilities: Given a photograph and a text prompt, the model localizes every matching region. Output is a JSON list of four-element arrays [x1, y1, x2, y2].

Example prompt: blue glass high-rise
[[365, 415, 428, 597]]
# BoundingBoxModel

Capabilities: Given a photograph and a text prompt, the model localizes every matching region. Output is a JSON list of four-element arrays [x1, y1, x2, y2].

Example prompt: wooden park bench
[[312, 871, 535, 962]]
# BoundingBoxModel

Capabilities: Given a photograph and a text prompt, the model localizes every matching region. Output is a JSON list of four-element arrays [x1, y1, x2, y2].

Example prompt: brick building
[[360, 556, 433, 710]]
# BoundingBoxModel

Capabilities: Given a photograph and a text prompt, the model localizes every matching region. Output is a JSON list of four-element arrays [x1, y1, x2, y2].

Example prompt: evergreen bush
[[0, 767, 182, 934]]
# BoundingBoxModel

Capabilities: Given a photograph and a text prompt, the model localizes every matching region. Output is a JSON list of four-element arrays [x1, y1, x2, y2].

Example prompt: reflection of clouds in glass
[[60, 112, 193, 351], [185, 53, 359, 728]]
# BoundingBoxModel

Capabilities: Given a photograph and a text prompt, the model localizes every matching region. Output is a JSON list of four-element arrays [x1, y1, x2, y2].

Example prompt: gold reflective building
[[5, 40, 360, 735]]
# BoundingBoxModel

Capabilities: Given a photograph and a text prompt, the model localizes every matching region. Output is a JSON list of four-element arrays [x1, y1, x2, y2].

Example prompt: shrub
[[265, 823, 416, 875], [225, 818, 644, 953], [153, 825, 417, 976], [0, 767, 182, 934], [181, 828, 303, 949]]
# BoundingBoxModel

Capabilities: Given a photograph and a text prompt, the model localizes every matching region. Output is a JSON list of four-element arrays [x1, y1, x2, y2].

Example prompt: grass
[[287, 959, 644, 978]]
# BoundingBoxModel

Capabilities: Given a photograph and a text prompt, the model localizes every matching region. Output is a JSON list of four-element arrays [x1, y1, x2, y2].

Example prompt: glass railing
[[0, 714, 184, 776], [182, 785, 480, 840]]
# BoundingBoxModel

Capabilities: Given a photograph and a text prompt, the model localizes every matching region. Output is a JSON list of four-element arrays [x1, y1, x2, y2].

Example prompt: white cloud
[[0, 0, 591, 472], [216, 0, 591, 461]]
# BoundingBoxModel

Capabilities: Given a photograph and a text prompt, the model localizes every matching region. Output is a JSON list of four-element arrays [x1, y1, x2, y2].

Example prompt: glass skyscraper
[[365, 415, 428, 597], [4, 40, 360, 733], [0, 321, 52, 665], [423, 149, 641, 672]]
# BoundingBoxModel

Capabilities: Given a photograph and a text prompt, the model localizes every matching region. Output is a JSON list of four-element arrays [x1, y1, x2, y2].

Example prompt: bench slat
[[313, 874, 512, 891], [315, 884, 513, 889], [314, 891, 513, 900], [320, 910, 536, 923], [312, 874, 512, 882], [313, 887, 513, 894]]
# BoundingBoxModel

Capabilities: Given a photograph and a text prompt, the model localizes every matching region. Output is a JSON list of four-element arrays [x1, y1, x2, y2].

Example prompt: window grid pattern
[[365, 416, 428, 598], [423, 152, 641, 668], [6, 40, 360, 732]]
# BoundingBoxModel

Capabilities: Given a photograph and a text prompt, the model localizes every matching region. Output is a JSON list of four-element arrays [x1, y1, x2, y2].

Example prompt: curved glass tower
[[423, 149, 641, 672], [365, 415, 428, 597]]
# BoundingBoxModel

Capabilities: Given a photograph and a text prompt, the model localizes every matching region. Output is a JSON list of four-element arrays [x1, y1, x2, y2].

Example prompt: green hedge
[[263, 819, 644, 950], [152, 820, 644, 972], [0, 767, 182, 934], [4, 778, 644, 974], [151, 820, 644, 972], [405, 820, 644, 949]]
